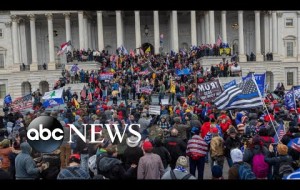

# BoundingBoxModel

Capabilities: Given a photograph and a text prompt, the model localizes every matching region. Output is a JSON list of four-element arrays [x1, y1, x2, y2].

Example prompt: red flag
[[216, 35, 222, 47]]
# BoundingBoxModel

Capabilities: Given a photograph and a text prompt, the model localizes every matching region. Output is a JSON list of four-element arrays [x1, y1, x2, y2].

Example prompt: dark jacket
[[123, 146, 144, 179], [15, 142, 40, 180], [153, 138, 171, 169], [164, 136, 186, 161], [0, 168, 10, 179], [264, 153, 293, 179], [98, 156, 135, 179], [224, 136, 242, 158]]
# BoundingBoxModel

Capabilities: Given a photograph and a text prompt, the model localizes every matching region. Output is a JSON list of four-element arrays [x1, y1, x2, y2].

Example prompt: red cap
[[143, 141, 153, 151], [211, 127, 218, 133], [69, 154, 80, 160]]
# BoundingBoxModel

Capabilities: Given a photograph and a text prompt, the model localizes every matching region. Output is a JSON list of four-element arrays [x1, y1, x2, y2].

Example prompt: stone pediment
[[283, 35, 296, 40]]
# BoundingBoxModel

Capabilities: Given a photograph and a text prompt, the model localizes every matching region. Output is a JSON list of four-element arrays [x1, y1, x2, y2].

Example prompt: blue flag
[[285, 89, 295, 110], [223, 80, 236, 90], [4, 94, 12, 104], [42, 98, 64, 108], [243, 73, 266, 97]]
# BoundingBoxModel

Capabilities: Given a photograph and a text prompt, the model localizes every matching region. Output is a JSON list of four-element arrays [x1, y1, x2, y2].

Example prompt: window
[[287, 72, 294, 86], [287, 42, 293, 57], [0, 29, 2, 38], [0, 84, 5, 99], [286, 18, 294, 27], [0, 54, 4, 68]]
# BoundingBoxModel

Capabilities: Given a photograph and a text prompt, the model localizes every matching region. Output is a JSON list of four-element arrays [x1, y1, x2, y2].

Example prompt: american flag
[[274, 123, 285, 143], [290, 138, 300, 153], [216, 35, 222, 47], [214, 77, 263, 110], [11, 94, 33, 112]]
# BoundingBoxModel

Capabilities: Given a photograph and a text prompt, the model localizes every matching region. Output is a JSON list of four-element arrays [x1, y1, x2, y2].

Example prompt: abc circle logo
[[27, 116, 64, 153]]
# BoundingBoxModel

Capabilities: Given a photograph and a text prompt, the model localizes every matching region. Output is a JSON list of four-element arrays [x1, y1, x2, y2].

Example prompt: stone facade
[[0, 10, 300, 106]]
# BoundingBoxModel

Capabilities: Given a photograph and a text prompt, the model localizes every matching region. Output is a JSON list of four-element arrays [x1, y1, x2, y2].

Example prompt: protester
[[161, 156, 196, 179], [57, 154, 90, 179]]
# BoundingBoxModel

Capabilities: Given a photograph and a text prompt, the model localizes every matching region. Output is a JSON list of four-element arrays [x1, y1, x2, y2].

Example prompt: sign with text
[[198, 80, 223, 102], [149, 105, 161, 115]]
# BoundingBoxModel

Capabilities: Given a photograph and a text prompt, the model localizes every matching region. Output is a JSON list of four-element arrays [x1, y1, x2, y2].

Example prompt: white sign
[[161, 99, 169, 105], [149, 105, 161, 115]]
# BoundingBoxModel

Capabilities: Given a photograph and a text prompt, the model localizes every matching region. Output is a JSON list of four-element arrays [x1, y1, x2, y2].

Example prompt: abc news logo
[[27, 116, 141, 153]]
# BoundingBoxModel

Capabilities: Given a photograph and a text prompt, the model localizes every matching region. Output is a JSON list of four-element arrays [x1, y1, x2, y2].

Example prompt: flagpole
[[251, 74, 281, 143]]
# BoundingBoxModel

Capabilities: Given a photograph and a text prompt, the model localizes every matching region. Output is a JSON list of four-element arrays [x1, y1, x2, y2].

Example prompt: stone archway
[[39, 81, 49, 95], [266, 71, 274, 92], [21, 81, 32, 96], [141, 43, 154, 54]]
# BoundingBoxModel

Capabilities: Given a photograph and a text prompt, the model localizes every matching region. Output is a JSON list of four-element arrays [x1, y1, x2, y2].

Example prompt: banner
[[161, 99, 169, 105], [285, 86, 300, 110], [100, 72, 114, 80], [176, 68, 191, 76], [242, 73, 266, 97], [149, 105, 161, 115], [223, 79, 236, 90], [42, 98, 64, 108], [140, 86, 153, 94], [42, 88, 63, 100], [138, 70, 150, 75], [11, 94, 33, 111], [198, 80, 223, 102]]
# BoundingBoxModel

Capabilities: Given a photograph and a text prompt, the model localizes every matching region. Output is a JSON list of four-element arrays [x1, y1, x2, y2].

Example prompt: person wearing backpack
[[161, 156, 196, 180], [228, 148, 256, 180], [264, 143, 293, 180], [243, 135, 270, 179]]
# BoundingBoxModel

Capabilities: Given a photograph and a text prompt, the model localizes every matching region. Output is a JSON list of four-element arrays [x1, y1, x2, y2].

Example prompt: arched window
[[39, 81, 49, 95], [21, 82, 32, 96]]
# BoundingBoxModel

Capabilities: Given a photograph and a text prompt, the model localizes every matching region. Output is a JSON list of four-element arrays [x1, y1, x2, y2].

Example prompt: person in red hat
[[137, 141, 164, 179], [57, 154, 90, 179]]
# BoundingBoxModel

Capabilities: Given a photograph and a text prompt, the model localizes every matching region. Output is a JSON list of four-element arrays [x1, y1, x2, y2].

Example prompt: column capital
[[10, 15, 19, 22], [263, 11, 271, 15], [134, 11, 139, 14], [254, 11, 260, 14], [27, 14, 35, 21], [4, 21, 11, 27], [221, 11, 226, 14], [63, 12, 71, 19], [97, 11, 103, 14], [238, 11, 243, 14], [45, 13, 53, 20], [277, 12, 283, 18], [271, 11, 277, 14]]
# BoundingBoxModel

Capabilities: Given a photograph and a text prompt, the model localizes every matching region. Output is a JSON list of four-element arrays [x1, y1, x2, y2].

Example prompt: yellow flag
[[145, 46, 151, 53], [73, 98, 80, 109]]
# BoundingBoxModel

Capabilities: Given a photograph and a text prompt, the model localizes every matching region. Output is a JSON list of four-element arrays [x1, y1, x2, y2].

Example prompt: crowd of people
[[0, 45, 299, 180]]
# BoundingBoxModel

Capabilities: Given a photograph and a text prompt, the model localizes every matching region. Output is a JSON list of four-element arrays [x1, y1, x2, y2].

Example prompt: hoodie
[[98, 156, 134, 179], [15, 142, 40, 179]]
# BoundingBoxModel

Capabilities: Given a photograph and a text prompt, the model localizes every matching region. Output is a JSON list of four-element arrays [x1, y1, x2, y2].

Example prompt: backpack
[[235, 163, 256, 180], [279, 162, 294, 179], [170, 170, 192, 180], [252, 153, 269, 178]]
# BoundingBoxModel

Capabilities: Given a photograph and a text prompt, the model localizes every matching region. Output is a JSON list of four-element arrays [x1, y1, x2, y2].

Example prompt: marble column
[[11, 15, 21, 70], [297, 12, 300, 61], [191, 11, 197, 46], [28, 14, 38, 71], [221, 11, 227, 43], [97, 11, 104, 51], [134, 11, 141, 54], [255, 11, 263, 61], [272, 11, 279, 60], [238, 11, 246, 62], [116, 11, 124, 48], [46, 13, 56, 70], [204, 11, 209, 44], [78, 11, 84, 50], [64, 13, 72, 52], [172, 11, 179, 53], [209, 11, 215, 44]]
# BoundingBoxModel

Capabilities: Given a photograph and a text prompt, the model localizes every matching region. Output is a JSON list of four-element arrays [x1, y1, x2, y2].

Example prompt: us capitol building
[[0, 10, 299, 106]]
